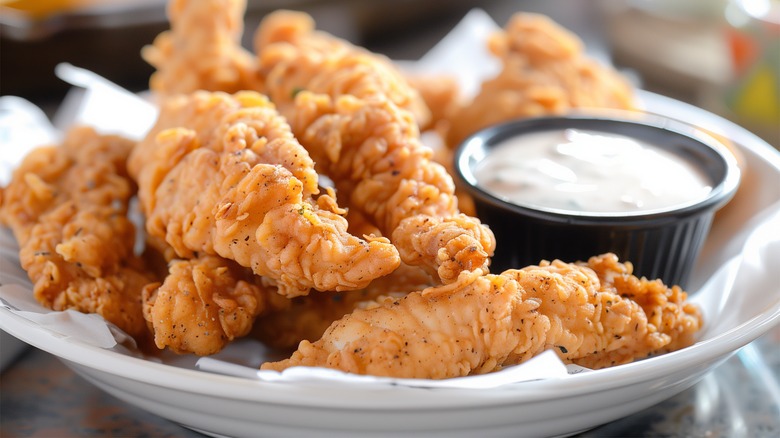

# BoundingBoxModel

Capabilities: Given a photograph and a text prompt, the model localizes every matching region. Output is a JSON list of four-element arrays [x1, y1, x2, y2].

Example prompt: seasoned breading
[[129, 91, 319, 201], [131, 91, 401, 297], [262, 268, 544, 378], [253, 262, 433, 350], [511, 254, 702, 369], [142, 0, 259, 96], [262, 254, 702, 378], [252, 11, 495, 284], [254, 10, 431, 127], [0, 127, 156, 341], [287, 92, 495, 283], [445, 12, 636, 148], [580, 254, 702, 358], [0, 2, 706, 373], [404, 73, 462, 132], [142, 255, 271, 355]]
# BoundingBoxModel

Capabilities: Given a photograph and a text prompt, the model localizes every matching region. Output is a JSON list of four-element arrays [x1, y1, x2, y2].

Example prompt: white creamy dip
[[474, 129, 713, 214]]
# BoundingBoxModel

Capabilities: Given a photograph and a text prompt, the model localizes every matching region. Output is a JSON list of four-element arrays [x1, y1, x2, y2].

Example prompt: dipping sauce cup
[[454, 113, 742, 288]]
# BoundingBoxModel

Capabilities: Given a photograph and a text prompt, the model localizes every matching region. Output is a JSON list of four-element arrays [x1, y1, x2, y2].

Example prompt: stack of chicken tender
[[0, 0, 701, 379]]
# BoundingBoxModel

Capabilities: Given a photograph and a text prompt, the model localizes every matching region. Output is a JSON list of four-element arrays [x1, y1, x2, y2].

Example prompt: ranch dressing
[[474, 129, 713, 214]]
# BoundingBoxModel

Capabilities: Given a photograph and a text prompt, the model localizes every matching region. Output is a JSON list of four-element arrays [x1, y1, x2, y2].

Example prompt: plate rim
[[1, 90, 780, 413]]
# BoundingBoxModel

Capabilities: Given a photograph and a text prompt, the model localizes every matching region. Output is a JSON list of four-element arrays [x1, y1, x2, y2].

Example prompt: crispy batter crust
[[142, 0, 260, 96], [263, 254, 702, 378], [0, 127, 156, 341], [445, 13, 636, 148], [131, 91, 400, 297], [142, 255, 269, 355]]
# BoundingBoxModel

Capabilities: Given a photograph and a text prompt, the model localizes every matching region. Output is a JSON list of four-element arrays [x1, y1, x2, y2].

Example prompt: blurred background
[[1, 0, 778, 147]]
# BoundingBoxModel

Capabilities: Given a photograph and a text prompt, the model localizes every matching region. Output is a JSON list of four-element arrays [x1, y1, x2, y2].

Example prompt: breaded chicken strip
[[287, 93, 495, 283], [131, 91, 400, 297], [252, 11, 494, 283], [130, 91, 321, 261], [445, 12, 636, 148], [0, 127, 156, 342], [140, 6, 493, 283], [142, 255, 271, 355], [513, 254, 701, 369], [254, 10, 431, 128], [130, 91, 319, 202], [142, 0, 259, 97], [262, 254, 702, 378], [404, 73, 462, 133], [253, 262, 433, 350]]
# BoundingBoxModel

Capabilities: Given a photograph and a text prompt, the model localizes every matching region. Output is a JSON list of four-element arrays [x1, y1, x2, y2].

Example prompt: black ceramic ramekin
[[454, 113, 741, 288]]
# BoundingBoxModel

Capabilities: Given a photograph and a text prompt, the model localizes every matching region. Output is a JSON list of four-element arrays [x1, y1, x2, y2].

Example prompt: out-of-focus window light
[[725, 0, 773, 26]]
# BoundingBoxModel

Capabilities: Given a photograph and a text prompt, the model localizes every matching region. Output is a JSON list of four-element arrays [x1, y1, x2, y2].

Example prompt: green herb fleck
[[291, 86, 305, 98]]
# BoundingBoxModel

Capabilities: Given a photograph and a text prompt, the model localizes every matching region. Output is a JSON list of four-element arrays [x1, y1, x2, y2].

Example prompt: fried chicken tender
[[129, 90, 319, 201], [142, 255, 271, 355], [142, 0, 259, 96], [0, 126, 156, 342], [262, 254, 702, 378], [252, 11, 494, 283], [253, 262, 433, 350], [254, 10, 431, 128], [445, 13, 636, 148], [286, 92, 495, 283], [513, 254, 702, 369], [130, 91, 400, 297], [404, 74, 463, 133]]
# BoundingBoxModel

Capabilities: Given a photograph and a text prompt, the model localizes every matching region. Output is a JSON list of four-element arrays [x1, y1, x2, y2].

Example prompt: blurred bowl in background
[[454, 112, 741, 288], [721, 0, 780, 148]]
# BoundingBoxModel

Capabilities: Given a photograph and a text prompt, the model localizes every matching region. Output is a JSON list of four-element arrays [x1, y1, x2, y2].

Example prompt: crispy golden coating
[[0, 126, 156, 341], [0, 3, 704, 372], [581, 254, 702, 357], [130, 91, 400, 297], [253, 262, 433, 350], [404, 73, 462, 133], [252, 11, 495, 283], [512, 254, 702, 369], [285, 92, 495, 283], [445, 12, 636, 148], [254, 10, 431, 127], [131, 90, 319, 257], [129, 90, 319, 200], [142, 255, 271, 355], [262, 268, 542, 378], [142, 0, 259, 96], [262, 254, 702, 378]]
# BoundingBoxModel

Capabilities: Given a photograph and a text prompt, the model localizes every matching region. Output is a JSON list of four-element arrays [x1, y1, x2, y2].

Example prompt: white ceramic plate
[[1, 91, 780, 438]]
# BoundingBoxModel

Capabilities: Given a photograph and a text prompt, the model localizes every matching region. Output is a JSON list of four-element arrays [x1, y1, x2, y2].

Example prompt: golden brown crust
[[142, 255, 270, 355], [444, 13, 636, 148], [254, 10, 431, 127], [252, 262, 433, 350], [280, 91, 495, 283], [251, 11, 495, 283], [0, 126, 157, 342], [142, 0, 260, 97], [0, 4, 705, 371], [263, 254, 702, 378], [131, 91, 400, 297]]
